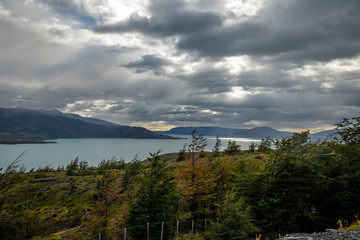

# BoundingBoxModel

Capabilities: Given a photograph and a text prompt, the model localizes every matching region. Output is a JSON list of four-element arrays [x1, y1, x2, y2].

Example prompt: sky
[[1, 0, 360, 132]]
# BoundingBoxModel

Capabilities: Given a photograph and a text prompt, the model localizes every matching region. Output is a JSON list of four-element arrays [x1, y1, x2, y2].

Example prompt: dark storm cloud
[[108, 101, 197, 122], [179, 68, 234, 94], [172, 90, 344, 129], [342, 93, 360, 107], [93, 6, 223, 37], [176, 0, 360, 62], [237, 68, 301, 89], [178, 23, 360, 62], [331, 80, 360, 107], [147, 0, 186, 14], [92, 0, 360, 63], [124, 54, 169, 73], [39, 0, 77, 9]]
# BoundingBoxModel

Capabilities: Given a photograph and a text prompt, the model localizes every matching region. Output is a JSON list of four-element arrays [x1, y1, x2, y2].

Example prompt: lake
[[0, 135, 260, 170]]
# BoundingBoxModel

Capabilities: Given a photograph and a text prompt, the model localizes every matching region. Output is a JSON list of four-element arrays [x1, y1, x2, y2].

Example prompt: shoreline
[[0, 140, 57, 145]]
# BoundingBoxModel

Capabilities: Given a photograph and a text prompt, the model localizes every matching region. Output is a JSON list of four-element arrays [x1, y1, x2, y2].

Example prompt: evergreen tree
[[177, 144, 187, 161], [66, 156, 79, 176], [122, 155, 142, 192], [207, 191, 259, 240], [224, 140, 241, 155], [126, 151, 178, 240], [336, 116, 360, 145], [212, 136, 222, 156], [240, 129, 360, 237], [257, 137, 273, 152], [248, 142, 256, 152]]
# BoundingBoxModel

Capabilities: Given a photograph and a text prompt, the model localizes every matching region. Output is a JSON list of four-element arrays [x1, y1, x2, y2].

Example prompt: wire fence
[[97, 218, 217, 240]]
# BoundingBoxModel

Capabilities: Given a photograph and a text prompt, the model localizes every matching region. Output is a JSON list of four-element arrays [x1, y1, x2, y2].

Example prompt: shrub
[[224, 140, 241, 155], [97, 156, 125, 174]]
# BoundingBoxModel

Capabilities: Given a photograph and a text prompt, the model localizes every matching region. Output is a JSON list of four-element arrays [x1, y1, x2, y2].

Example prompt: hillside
[[157, 126, 337, 139], [1, 135, 359, 239], [0, 108, 173, 143], [157, 126, 293, 138], [0, 119, 359, 240]]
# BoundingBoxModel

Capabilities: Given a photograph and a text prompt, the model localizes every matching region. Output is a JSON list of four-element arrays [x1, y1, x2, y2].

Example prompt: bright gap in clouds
[[61, 99, 117, 117], [96, 0, 150, 24], [224, 0, 264, 17], [227, 86, 251, 99], [215, 55, 264, 75], [135, 121, 177, 131]]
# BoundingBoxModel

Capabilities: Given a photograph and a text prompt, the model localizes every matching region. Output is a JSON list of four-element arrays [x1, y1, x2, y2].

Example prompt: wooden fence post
[[176, 220, 179, 238], [160, 221, 164, 240], [204, 219, 207, 235], [191, 219, 194, 235], [147, 222, 150, 240]]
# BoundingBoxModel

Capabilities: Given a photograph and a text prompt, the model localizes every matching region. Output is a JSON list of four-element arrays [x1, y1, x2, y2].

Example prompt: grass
[[338, 216, 360, 231], [0, 170, 100, 236]]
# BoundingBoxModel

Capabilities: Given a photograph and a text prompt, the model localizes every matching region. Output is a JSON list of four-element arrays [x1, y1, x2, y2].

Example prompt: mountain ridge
[[157, 126, 338, 139], [156, 126, 292, 138], [0, 107, 174, 143], [0, 107, 338, 144]]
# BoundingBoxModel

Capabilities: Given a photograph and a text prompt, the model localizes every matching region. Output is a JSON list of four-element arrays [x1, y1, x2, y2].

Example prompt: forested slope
[[0, 117, 359, 240]]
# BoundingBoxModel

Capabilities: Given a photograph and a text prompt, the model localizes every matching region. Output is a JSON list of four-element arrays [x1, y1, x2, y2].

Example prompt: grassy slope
[[0, 171, 99, 238], [0, 152, 268, 239]]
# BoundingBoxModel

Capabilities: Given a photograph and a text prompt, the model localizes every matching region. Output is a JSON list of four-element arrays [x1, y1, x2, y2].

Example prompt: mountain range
[[0, 108, 173, 143], [0, 107, 338, 144], [157, 126, 338, 140]]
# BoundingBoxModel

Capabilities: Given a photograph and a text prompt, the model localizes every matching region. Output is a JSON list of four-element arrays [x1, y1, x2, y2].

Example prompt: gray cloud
[[179, 67, 234, 94], [1, 0, 360, 131], [176, 0, 360, 62], [124, 54, 169, 74], [93, 0, 224, 37], [39, 0, 97, 27]]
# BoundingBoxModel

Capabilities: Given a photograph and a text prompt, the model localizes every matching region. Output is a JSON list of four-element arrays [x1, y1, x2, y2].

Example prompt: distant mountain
[[157, 126, 293, 138], [310, 129, 338, 140], [65, 113, 120, 126], [30, 109, 119, 127], [0, 108, 173, 143], [157, 126, 338, 140]]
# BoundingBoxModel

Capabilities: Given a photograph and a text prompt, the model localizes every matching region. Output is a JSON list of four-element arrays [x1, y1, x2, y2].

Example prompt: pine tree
[[248, 142, 256, 152], [223, 140, 241, 155], [126, 151, 178, 240], [207, 191, 259, 240]]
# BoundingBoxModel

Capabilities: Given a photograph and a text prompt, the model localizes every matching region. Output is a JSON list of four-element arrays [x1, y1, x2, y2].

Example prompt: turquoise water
[[0, 135, 260, 170]]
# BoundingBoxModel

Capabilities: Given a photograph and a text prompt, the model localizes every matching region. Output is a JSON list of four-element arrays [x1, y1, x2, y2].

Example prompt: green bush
[[175, 233, 205, 240]]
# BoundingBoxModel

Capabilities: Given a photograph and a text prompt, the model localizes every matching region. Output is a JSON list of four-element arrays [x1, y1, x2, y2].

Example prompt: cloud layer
[[1, 0, 360, 132]]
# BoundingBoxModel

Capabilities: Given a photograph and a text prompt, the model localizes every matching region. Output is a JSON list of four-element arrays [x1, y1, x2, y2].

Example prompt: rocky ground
[[277, 229, 360, 240]]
